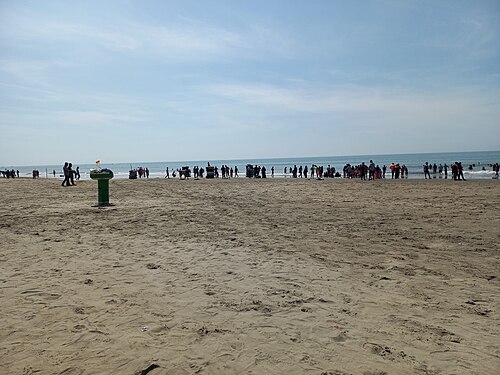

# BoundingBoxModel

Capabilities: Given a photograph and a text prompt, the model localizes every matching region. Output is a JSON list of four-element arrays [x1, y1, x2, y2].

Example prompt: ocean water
[[2, 151, 499, 180]]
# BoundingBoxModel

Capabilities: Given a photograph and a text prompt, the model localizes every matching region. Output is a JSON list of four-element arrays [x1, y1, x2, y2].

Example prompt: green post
[[90, 170, 114, 207], [97, 179, 110, 206]]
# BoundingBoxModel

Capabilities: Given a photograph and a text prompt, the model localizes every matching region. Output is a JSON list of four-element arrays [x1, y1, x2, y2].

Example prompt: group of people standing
[[1, 169, 19, 178], [342, 162, 407, 180], [423, 162, 466, 180], [283, 165, 338, 179]]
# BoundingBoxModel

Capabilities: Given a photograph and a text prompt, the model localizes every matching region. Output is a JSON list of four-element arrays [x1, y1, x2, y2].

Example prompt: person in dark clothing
[[68, 163, 75, 185], [423, 162, 431, 179], [457, 162, 466, 181], [61, 162, 70, 187]]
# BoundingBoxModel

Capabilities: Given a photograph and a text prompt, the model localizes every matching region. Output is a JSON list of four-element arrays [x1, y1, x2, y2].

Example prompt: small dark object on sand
[[135, 363, 160, 375]]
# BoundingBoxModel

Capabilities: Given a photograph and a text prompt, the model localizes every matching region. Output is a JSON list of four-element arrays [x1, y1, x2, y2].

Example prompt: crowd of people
[[3, 160, 499, 182], [162, 160, 495, 181], [1, 169, 19, 178]]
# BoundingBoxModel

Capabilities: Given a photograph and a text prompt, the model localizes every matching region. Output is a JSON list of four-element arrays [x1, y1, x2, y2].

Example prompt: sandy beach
[[0, 177, 499, 375]]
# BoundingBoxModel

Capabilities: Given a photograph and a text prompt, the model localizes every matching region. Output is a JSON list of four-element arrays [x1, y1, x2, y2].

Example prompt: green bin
[[90, 169, 114, 206]]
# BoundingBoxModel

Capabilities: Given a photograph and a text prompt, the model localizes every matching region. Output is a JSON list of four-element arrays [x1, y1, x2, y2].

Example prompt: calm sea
[[3, 151, 499, 180]]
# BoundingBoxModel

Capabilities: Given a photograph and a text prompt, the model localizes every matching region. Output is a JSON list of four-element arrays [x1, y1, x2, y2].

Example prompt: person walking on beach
[[76, 166, 80, 180], [61, 162, 70, 186], [457, 162, 466, 181], [68, 163, 75, 185]]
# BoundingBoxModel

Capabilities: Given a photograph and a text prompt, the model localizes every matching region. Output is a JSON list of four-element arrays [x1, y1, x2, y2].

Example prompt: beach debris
[[73, 307, 85, 314], [84, 278, 93, 285], [146, 263, 160, 270], [333, 332, 347, 342], [135, 363, 160, 375], [198, 326, 209, 336], [141, 326, 149, 332], [320, 370, 351, 375]]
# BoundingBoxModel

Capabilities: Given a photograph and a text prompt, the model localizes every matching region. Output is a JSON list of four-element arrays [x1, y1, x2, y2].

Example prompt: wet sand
[[0, 177, 499, 374]]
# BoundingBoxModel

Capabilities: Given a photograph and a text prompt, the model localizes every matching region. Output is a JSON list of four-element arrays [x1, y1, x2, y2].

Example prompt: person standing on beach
[[390, 163, 395, 179], [76, 166, 80, 180], [423, 162, 431, 179], [303, 165, 308, 178], [369, 160, 375, 180], [61, 162, 70, 186], [145, 168, 150, 178], [382, 165, 387, 178], [444, 164, 448, 179], [271, 166, 274, 177], [360, 162, 367, 180], [235, 166, 239, 177], [165, 167, 170, 178], [284, 167, 287, 177]]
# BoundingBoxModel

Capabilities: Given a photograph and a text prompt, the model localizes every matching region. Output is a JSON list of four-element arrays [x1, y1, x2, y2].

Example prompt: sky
[[1, 0, 499, 166]]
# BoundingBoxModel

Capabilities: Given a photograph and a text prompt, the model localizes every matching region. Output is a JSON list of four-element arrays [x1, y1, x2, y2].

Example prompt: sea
[[2, 151, 500, 180]]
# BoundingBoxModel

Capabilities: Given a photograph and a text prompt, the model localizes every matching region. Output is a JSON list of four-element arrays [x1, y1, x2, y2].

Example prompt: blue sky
[[1, 0, 499, 165]]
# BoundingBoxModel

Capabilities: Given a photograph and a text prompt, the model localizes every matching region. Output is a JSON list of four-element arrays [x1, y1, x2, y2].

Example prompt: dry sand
[[0, 177, 499, 375]]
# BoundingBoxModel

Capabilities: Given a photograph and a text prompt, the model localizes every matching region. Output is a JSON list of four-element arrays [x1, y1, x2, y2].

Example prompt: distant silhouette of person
[[68, 163, 75, 185], [423, 162, 431, 179], [61, 162, 70, 186]]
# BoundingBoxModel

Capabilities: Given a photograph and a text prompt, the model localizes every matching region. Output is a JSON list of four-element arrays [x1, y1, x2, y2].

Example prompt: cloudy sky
[[1, 0, 499, 165]]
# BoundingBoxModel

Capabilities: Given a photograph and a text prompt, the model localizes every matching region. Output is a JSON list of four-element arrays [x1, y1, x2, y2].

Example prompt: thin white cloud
[[208, 82, 500, 131], [0, 11, 294, 60]]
